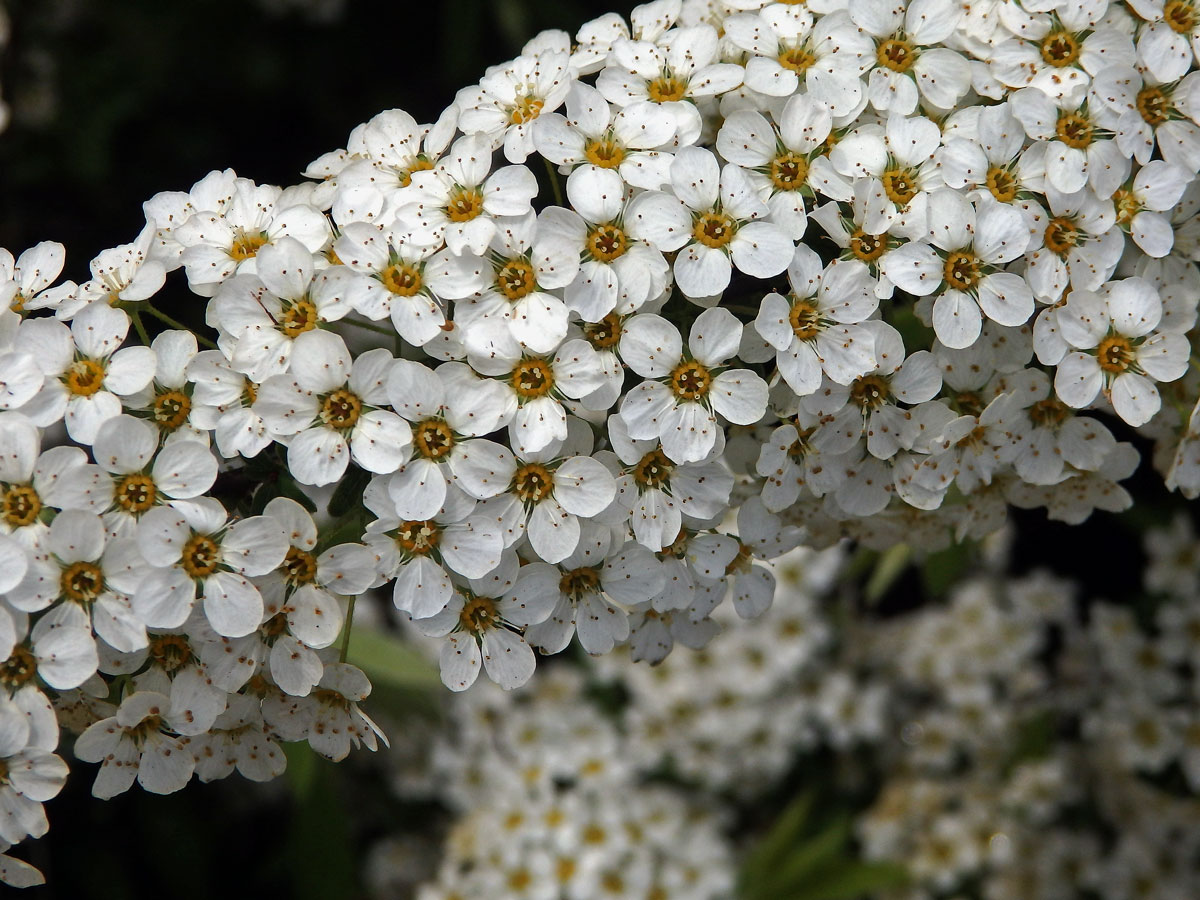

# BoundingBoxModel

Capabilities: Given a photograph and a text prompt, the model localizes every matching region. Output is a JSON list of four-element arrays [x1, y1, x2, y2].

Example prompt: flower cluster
[[4, 0, 1200, 885]]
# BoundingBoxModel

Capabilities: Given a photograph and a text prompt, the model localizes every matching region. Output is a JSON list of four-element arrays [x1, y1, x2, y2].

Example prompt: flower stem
[[340, 594, 357, 663], [543, 156, 565, 209], [143, 305, 218, 348], [130, 309, 151, 346]]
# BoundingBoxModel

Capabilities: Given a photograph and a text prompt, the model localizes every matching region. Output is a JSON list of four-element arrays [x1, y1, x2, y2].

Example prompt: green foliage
[[738, 792, 909, 900]]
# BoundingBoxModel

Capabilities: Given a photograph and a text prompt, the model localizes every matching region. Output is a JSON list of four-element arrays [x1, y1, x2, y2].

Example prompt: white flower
[[54, 223, 166, 322], [17, 303, 156, 444], [755, 247, 878, 396], [0, 241, 68, 316], [133, 498, 288, 637], [724, 496, 804, 618], [883, 191, 1032, 349], [393, 133, 540, 255], [1110, 160, 1193, 258], [411, 554, 553, 691], [1022, 185, 1123, 302], [519, 526, 666, 655], [185, 350, 272, 459], [457, 50, 576, 163], [254, 330, 411, 486], [533, 82, 677, 191], [0, 691, 67, 845], [1054, 278, 1189, 426], [618, 308, 768, 464], [190, 693, 286, 783], [626, 147, 792, 299], [73, 691, 195, 797]]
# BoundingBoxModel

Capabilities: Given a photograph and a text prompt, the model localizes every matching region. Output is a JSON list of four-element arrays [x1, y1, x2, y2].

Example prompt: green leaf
[[865, 543, 911, 604], [739, 791, 815, 890], [787, 861, 910, 900], [919, 539, 974, 599], [344, 625, 441, 693], [327, 464, 370, 518]]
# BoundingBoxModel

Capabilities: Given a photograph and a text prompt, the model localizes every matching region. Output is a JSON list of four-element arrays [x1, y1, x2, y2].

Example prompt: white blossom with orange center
[[754, 246, 879, 397], [626, 147, 792, 300], [0, 240, 66, 318], [175, 178, 329, 298], [56, 222, 165, 323], [532, 82, 677, 191], [1023, 185, 1122, 304], [254, 330, 411, 486], [394, 132, 539, 256], [132, 496, 288, 638], [1009, 88, 1128, 197], [882, 191, 1032, 349], [384, 358, 516, 520], [596, 23, 745, 147], [15, 303, 155, 444], [410, 554, 555, 691], [722, 4, 872, 114], [536, 166, 669, 323], [619, 307, 768, 465], [208, 235, 356, 383], [454, 210, 578, 356], [73, 690, 195, 798], [1054, 277, 1189, 426], [457, 48, 575, 163]]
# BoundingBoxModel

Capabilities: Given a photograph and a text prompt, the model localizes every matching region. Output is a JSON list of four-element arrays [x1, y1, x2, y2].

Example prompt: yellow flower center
[[60, 560, 105, 604], [181, 534, 222, 578], [1097, 334, 1134, 374], [789, 299, 821, 340], [1040, 29, 1081, 67], [0, 646, 37, 689], [511, 358, 556, 400], [459, 594, 498, 635], [412, 418, 456, 460], [513, 463, 555, 503], [1112, 188, 1141, 226], [398, 157, 435, 189], [495, 259, 539, 301], [509, 95, 546, 125], [1029, 397, 1070, 427], [849, 229, 888, 263], [243, 380, 259, 405], [850, 373, 891, 410], [586, 224, 629, 263], [381, 263, 423, 297], [985, 166, 1018, 203], [230, 230, 268, 262], [668, 360, 712, 401], [559, 566, 601, 598], [153, 389, 192, 432], [395, 520, 441, 555], [319, 389, 362, 430], [65, 359, 107, 397], [1136, 87, 1170, 126], [943, 251, 980, 291], [280, 298, 319, 338], [882, 167, 919, 205], [583, 313, 623, 350], [1164, 0, 1197, 33], [2, 484, 42, 527], [1055, 113, 1093, 149], [584, 136, 626, 168], [633, 449, 674, 489], [115, 473, 159, 514], [769, 152, 809, 191], [149, 633, 193, 672], [692, 212, 737, 249], [877, 37, 917, 73], [1044, 217, 1081, 256], [778, 44, 816, 73], [282, 545, 318, 587], [647, 73, 688, 103], [446, 185, 485, 223]]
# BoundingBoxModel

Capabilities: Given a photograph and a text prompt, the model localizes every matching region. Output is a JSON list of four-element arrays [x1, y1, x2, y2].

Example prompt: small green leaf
[[327, 464, 370, 518], [865, 543, 911, 603], [919, 539, 974, 599], [345, 625, 441, 693], [787, 860, 910, 900], [740, 791, 815, 889]]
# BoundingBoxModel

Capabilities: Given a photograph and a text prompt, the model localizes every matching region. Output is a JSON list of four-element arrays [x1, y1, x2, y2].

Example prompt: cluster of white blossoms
[[4, 0, 1200, 885]]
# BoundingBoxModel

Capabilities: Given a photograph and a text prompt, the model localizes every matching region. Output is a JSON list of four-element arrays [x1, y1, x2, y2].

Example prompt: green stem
[[339, 594, 356, 663], [337, 316, 397, 338], [142, 305, 218, 348], [130, 309, 151, 346], [543, 156, 565, 208]]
